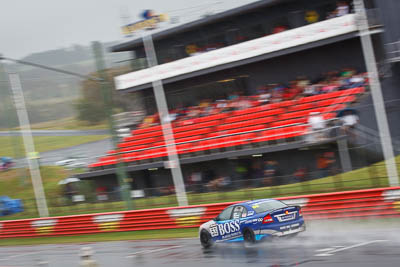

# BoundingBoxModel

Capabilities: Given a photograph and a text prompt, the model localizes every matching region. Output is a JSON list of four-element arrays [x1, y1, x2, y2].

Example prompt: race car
[[199, 198, 305, 248]]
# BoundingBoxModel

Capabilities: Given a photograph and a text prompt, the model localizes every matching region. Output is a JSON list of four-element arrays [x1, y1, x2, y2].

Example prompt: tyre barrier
[[0, 186, 399, 239]]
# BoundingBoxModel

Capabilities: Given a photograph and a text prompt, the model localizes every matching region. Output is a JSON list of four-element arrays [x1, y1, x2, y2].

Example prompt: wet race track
[[1, 220, 399, 267]]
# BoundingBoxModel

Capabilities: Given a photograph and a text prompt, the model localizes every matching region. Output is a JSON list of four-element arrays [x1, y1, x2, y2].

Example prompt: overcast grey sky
[[0, 0, 257, 59]]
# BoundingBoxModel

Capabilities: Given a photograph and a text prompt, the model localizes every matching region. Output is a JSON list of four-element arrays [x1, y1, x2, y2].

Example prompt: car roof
[[230, 199, 276, 209]]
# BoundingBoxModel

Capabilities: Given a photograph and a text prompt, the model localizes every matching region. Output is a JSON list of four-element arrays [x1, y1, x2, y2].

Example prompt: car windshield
[[250, 200, 287, 213]]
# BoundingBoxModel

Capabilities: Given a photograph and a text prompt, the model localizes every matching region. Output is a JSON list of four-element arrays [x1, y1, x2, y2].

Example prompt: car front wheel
[[243, 228, 256, 245], [200, 230, 213, 249]]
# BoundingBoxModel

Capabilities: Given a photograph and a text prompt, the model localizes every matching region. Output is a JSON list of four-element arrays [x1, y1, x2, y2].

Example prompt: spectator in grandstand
[[263, 160, 279, 186], [228, 92, 240, 101], [96, 186, 108, 201], [294, 167, 307, 183], [327, 1, 350, 19], [303, 83, 320, 96], [162, 112, 177, 123], [272, 25, 288, 34], [234, 96, 252, 110], [257, 85, 272, 104], [349, 73, 366, 88], [252, 160, 264, 187], [308, 112, 327, 142], [189, 171, 203, 193], [316, 153, 329, 178], [135, 68, 363, 130], [206, 174, 232, 191], [336, 1, 350, 17], [338, 108, 359, 136]]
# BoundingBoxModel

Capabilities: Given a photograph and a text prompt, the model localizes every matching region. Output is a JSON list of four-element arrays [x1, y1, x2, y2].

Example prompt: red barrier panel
[[1, 187, 400, 239]]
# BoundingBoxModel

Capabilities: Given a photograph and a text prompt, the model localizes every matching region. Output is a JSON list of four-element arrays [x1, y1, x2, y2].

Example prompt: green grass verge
[[6, 117, 108, 131], [0, 135, 109, 157], [0, 228, 198, 246]]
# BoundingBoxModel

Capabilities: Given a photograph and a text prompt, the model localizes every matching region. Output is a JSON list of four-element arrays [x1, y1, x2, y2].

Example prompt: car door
[[213, 205, 244, 241]]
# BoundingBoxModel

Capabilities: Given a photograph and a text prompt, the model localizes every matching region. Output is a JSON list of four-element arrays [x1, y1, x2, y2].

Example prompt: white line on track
[[126, 245, 182, 258], [0, 251, 39, 261], [315, 240, 388, 257]]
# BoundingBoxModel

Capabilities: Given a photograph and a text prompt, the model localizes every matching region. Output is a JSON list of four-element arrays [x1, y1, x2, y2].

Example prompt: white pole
[[8, 73, 49, 217], [354, 0, 399, 186], [142, 34, 188, 206]]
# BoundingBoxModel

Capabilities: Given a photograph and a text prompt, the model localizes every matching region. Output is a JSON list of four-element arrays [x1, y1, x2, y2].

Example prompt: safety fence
[[13, 162, 396, 219], [1, 186, 399, 239]]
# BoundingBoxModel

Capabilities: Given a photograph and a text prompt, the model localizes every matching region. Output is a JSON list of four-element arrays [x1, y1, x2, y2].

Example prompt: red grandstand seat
[[288, 102, 317, 112], [176, 143, 192, 154], [123, 152, 137, 162], [192, 113, 228, 123], [118, 137, 156, 148], [224, 124, 265, 135], [174, 128, 211, 139], [132, 125, 162, 135], [270, 118, 307, 128], [175, 135, 203, 143], [133, 130, 163, 140]]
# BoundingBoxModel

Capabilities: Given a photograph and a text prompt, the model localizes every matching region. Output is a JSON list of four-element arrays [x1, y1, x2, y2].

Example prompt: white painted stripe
[[315, 240, 388, 257], [0, 251, 39, 261], [315, 248, 336, 252], [126, 245, 182, 258]]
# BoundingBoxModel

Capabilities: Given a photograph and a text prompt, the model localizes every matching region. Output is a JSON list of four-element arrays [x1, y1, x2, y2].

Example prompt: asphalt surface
[[14, 138, 112, 167], [0, 130, 109, 137], [0, 219, 399, 267]]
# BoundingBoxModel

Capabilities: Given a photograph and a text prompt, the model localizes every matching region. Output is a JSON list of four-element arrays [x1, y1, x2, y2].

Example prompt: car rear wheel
[[200, 230, 213, 249], [243, 228, 256, 244]]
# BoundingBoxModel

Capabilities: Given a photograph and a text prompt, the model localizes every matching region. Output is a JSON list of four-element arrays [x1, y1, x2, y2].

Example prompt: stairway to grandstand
[[89, 87, 365, 169]]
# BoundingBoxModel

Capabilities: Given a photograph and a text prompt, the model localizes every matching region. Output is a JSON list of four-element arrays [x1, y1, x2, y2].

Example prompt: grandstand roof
[[117, 31, 360, 93], [111, 0, 289, 53]]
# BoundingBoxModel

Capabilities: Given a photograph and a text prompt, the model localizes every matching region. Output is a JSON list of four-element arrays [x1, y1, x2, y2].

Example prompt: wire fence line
[[4, 161, 397, 220]]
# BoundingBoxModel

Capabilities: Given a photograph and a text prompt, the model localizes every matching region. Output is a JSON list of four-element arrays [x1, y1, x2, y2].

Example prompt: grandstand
[[77, 0, 400, 195]]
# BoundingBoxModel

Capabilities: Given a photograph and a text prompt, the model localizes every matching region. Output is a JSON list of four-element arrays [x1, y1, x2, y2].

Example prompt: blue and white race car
[[199, 199, 305, 248]]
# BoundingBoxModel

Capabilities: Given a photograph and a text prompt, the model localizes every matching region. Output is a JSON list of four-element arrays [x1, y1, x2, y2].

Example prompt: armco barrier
[[1, 187, 399, 239]]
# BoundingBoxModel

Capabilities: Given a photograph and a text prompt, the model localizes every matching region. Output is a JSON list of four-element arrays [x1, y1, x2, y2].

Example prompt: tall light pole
[[8, 73, 49, 217], [354, 0, 399, 186], [0, 50, 134, 213], [91, 41, 133, 210], [142, 34, 188, 206]]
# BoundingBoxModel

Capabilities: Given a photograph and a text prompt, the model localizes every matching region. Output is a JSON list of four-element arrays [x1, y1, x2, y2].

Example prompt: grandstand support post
[[92, 41, 133, 210], [337, 137, 352, 173], [142, 34, 188, 206], [8, 73, 49, 218], [354, 0, 399, 186]]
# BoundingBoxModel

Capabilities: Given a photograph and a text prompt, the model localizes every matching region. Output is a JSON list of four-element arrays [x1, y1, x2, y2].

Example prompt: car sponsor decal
[[247, 211, 255, 216], [93, 214, 124, 231], [210, 220, 241, 239], [167, 207, 206, 226], [281, 198, 309, 207], [275, 211, 297, 222], [31, 219, 57, 234]]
